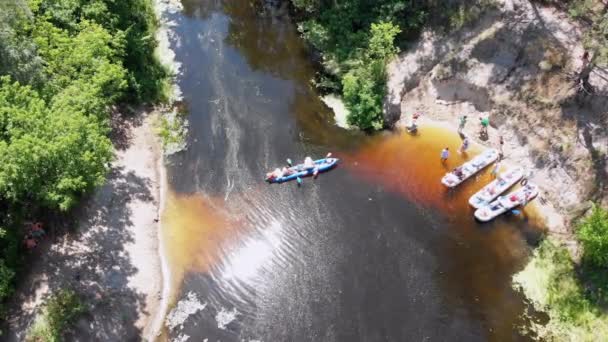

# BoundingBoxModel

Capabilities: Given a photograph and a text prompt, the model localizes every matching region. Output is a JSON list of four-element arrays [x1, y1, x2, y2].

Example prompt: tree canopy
[[0, 0, 166, 315]]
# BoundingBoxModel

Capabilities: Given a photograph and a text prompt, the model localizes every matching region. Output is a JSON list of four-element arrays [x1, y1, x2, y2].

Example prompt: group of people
[[457, 114, 489, 137], [23, 221, 45, 250], [441, 113, 505, 162], [266, 156, 317, 181]]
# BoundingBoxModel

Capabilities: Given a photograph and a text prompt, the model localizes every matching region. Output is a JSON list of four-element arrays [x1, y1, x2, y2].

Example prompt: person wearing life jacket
[[265, 168, 283, 181], [303, 156, 315, 169]]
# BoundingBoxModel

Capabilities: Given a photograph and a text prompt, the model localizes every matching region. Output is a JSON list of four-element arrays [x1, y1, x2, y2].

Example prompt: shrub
[[513, 239, 608, 341], [343, 61, 386, 130], [27, 289, 86, 342], [577, 204, 608, 268]]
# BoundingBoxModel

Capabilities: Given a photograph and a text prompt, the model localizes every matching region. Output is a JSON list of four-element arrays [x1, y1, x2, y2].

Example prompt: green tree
[[343, 61, 386, 130], [0, 0, 44, 85], [367, 21, 401, 61], [577, 205, 608, 268], [0, 77, 112, 210]]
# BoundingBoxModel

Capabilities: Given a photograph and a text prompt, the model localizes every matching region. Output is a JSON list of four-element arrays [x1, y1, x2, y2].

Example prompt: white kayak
[[441, 149, 499, 188], [468, 167, 525, 209], [474, 183, 539, 222]]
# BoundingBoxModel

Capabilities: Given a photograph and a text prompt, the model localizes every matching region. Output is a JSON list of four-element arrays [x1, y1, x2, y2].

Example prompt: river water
[[161, 1, 542, 341]]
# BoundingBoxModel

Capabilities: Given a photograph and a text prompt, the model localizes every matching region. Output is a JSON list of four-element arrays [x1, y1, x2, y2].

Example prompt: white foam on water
[[154, 0, 184, 102], [165, 292, 207, 330], [173, 333, 190, 342], [215, 307, 239, 330]]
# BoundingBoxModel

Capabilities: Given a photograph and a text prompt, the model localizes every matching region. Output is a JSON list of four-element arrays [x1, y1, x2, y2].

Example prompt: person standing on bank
[[441, 147, 450, 162]]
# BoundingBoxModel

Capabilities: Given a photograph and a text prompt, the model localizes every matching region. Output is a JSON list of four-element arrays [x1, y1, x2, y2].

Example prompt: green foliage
[[292, 0, 321, 13], [155, 110, 187, 152], [295, 0, 407, 130], [30, 0, 167, 102], [0, 0, 166, 313], [0, 77, 113, 210], [27, 289, 86, 342], [343, 62, 386, 130], [576, 205, 608, 268], [367, 22, 401, 61], [513, 239, 608, 341], [562, 0, 608, 66], [0, 0, 44, 85], [0, 259, 16, 301]]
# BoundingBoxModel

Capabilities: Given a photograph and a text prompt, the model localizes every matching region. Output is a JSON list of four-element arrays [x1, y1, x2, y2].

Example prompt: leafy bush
[[27, 289, 86, 342], [576, 204, 608, 268], [0, 0, 166, 314], [0, 77, 113, 210], [0, 259, 16, 302], [513, 239, 608, 341], [343, 62, 386, 130]]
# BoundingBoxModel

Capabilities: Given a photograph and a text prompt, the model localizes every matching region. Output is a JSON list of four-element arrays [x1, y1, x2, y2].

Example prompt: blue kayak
[[266, 158, 339, 183]]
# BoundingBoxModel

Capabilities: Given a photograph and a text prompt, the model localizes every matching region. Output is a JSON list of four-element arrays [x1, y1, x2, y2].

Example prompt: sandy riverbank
[[384, 0, 608, 257], [5, 111, 165, 341]]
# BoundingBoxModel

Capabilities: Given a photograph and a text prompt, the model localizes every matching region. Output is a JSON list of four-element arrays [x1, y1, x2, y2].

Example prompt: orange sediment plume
[[161, 190, 241, 293], [342, 125, 543, 228]]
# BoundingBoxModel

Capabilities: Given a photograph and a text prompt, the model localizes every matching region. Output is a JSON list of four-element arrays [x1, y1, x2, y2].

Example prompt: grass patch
[[155, 106, 188, 154], [514, 238, 608, 341], [26, 289, 86, 342], [514, 205, 608, 340]]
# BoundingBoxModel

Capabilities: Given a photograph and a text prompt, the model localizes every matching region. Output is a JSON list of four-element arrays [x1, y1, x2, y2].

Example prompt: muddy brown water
[[161, 1, 543, 340]]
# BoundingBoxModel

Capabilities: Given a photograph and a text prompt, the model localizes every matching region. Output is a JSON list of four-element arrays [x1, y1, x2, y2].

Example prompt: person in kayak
[[282, 167, 295, 176], [304, 156, 315, 169], [265, 168, 283, 181]]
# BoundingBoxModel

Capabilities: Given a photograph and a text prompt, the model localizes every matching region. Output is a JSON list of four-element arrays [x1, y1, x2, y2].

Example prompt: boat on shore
[[468, 167, 525, 209], [441, 149, 499, 188], [265, 157, 339, 184], [474, 183, 539, 222]]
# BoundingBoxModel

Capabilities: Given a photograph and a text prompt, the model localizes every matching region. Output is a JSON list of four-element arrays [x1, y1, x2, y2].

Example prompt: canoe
[[474, 182, 539, 222], [441, 149, 499, 188], [266, 157, 339, 184], [468, 167, 524, 209]]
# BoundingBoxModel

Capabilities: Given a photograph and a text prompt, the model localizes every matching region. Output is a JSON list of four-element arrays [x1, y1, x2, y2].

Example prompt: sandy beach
[[5, 111, 165, 341]]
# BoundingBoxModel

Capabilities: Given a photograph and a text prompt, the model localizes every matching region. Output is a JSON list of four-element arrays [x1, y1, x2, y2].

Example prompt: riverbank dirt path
[[5, 111, 163, 341]]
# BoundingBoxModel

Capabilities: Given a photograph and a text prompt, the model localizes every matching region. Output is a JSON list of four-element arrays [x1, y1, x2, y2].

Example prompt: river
[[160, 1, 542, 341]]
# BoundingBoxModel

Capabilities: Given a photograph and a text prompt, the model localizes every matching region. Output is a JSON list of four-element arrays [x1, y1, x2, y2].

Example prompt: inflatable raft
[[265, 157, 339, 184], [468, 167, 525, 209], [441, 149, 499, 188], [474, 183, 539, 222]]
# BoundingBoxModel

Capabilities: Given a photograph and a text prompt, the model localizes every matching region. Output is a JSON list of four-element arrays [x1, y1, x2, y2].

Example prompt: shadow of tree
[[5, 164, 155, 341], [109, 106, 148, 151]]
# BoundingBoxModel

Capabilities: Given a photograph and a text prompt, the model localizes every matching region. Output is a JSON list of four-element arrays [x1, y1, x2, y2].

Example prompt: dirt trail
[[386, 0, 608, 254], [6, 112, 164, 341]]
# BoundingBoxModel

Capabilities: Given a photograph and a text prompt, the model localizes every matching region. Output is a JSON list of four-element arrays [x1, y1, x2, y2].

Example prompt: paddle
[[287, 158, 292, 167], [297, 177, 302, 186]]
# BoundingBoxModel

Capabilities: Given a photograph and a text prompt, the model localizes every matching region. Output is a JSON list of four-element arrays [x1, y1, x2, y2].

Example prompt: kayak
[[474, 182, 539, 222], [468, 167, 525, 209], [441, 149, 499, 188], [265, 157, 339, 184]]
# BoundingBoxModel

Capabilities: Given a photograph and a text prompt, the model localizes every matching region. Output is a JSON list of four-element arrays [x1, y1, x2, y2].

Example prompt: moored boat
[[441, 149, 499, 188], [474, 182, 539, 222], [468, 167, 525, 209]]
